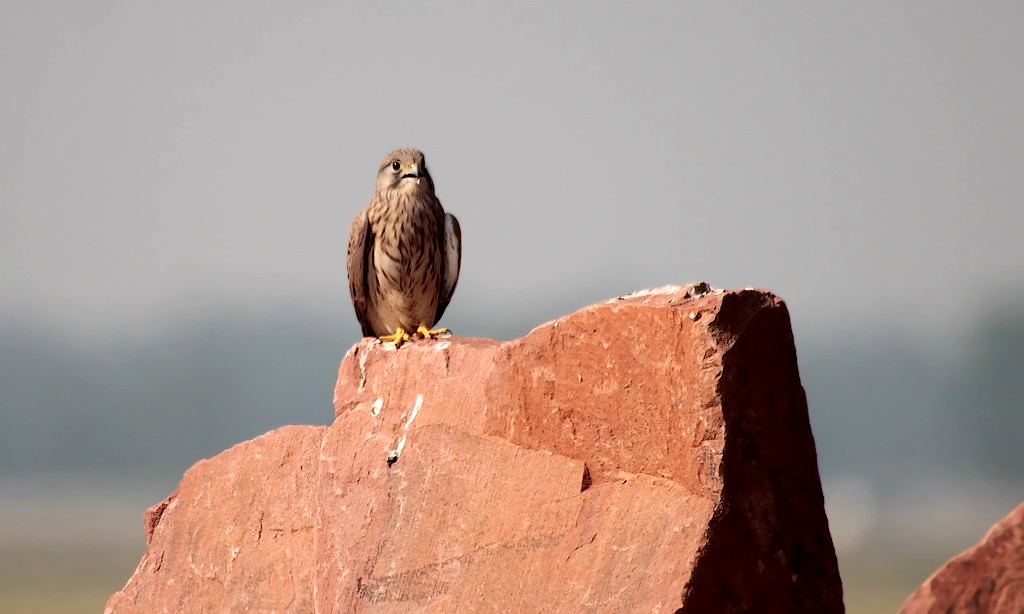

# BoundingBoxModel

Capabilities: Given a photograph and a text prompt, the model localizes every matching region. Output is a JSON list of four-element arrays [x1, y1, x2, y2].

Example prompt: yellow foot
[[415, 325, 451, 339], [378, 327, 411, 347]]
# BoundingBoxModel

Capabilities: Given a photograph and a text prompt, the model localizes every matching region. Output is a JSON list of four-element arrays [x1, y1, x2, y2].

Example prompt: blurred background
[[2, 2, 1022, 612]]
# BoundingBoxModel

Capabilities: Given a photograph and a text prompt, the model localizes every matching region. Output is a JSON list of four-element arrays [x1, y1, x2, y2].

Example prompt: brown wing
[[434, 212, 462, 325], [347, 209, 377, 337]]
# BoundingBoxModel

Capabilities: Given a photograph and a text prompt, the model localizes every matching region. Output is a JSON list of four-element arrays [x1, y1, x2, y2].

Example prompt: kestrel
[[347, 148, 462, 346]]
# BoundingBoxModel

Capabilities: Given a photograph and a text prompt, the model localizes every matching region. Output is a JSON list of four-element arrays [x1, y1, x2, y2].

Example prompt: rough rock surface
[[106, 284, 843, 613], [901, 501, 1024, 613]]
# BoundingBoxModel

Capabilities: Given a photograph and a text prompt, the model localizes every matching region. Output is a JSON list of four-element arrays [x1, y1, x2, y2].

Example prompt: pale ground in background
[[0, 480, 155, 613], [1, 477, 1019, 613]]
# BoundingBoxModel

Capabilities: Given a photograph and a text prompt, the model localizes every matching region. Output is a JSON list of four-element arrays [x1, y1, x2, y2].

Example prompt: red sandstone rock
[[901, 502, 1024, 614], [106, 285, 843, 613]]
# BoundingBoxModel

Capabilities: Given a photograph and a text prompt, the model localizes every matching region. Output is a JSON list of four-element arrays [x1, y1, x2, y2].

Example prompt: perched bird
[[347, 148, 462, 346]]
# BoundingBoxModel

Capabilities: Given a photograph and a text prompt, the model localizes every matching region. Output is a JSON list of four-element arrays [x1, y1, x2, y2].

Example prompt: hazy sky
[[2, 2, 1022, 340]]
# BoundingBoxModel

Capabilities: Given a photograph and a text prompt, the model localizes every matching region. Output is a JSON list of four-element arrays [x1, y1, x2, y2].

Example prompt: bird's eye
[[391, 161, 401, 171]]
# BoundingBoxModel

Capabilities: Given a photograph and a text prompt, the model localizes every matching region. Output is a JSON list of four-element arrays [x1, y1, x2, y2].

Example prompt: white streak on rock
[[404, 394, 423, 430]]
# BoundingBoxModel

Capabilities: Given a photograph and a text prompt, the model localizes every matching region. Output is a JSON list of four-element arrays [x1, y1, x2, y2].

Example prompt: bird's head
[[377, 148, 434, 194]]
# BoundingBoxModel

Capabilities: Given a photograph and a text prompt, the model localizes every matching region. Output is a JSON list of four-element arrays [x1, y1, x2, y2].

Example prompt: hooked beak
[[400, 164, 421, 180]]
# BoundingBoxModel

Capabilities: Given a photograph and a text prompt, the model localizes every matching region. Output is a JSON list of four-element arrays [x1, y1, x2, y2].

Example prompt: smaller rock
[[900, 501, 1024, 613]]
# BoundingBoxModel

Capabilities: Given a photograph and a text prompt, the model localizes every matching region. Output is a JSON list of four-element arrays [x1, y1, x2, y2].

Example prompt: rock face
[[901, 502, 1024, 613], [106, 285, 843, 613]]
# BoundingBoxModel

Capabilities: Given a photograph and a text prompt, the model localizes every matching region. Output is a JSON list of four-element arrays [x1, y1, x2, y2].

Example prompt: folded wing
[[347, 210, 377, 337], [435, 213, 462, 325]]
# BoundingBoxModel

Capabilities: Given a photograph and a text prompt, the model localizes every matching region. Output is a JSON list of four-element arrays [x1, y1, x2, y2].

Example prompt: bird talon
[[415, 325, 450, 339], [379, 327, 411, 347]]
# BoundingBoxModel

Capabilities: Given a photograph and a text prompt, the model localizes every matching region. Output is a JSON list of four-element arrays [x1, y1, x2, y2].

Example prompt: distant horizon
[[3, 281, 1020, 486], [5, 277, 1023, 347]]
